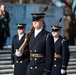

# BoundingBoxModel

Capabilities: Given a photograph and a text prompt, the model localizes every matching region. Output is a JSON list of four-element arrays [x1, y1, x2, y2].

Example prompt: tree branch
[[60, 0, 72, 8]]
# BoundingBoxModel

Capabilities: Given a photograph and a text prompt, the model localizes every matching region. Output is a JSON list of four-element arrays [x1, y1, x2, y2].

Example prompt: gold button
[[30, 67, 33, 69], [32, 54, 34, 56], [54, 58, 56, 60], [54, 65, 57, 67], [20, 61, 22, 63], [34, 50, 36, 52], [35, 58, 37, 60], [16, 61, 18, 63], [55, 53, 56, 55], [35, 66, 37, 69], [30, 50, 32, 52], [30, 58, 32, 60]]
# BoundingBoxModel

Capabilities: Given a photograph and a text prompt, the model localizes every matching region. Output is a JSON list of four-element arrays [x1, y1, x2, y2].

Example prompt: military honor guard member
[[11, 24, 30, 75], [26, 13, 54, 75], [51, 26, 70, 75]]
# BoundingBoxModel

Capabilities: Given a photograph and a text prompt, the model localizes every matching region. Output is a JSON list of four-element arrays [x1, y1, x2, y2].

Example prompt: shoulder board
[[46, 33, 50, 41], [62, 39, 67, 43], [50, 33, 52, 36]]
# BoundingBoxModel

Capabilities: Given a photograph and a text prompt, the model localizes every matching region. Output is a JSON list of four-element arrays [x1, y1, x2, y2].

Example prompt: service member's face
[[33, 18, 44, 29], [52, 30, 60, 37], [17, 27, 25, 35]]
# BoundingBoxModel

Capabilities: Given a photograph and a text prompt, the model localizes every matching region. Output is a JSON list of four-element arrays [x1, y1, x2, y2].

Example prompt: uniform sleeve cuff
[[44, 69, 51, 72], [62, 65, 66, 68], [62, 65, 66, 70]]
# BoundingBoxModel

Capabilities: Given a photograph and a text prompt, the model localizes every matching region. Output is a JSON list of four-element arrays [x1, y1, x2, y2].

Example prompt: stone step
[[67, 74, 76, 75], [69, 46, 76, 49], [67, 66, 76, 69], [0, 74, 13, 75], [0, 65, 12, 69], [70, 54, 76, 56], [69, 46, 76, 53], [70, 58, 76, 61], [0, 61, 11, 65], [0, 49, 11, 51], [0, 57, 11, 61], [68, 62, 76, 65], [67, 69, 76, 73], [3, 45, 11, 49], [69, 48, 76, 50], [69, 58, 76, 61], [0, 69, 13, 74], [0, 50, 11, 54], [70, 56, 76, 58], [0, 54, 11, 57]]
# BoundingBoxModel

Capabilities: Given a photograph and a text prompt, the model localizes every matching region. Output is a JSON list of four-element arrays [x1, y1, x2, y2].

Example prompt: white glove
[[15, 49, 22, 57], [12, 64, 14, 68], [61, 69, 66, 74]]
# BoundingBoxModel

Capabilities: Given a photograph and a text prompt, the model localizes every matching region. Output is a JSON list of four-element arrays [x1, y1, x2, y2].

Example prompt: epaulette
[[46, 33, 50, 41], [50, 33, 52, 36], [62, 39, 67, 43]]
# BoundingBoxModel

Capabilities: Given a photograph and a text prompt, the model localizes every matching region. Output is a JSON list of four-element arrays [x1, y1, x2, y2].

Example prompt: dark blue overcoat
[[51, 35, 70, 75], [11, 33, 30, 75], [26, 29, 54, 75]]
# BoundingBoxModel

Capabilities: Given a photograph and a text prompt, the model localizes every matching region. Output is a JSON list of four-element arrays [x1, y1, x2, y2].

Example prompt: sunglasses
[[33, 20, 39, 22], [17, 27, 24, 29], [52, 29, 60, 32]]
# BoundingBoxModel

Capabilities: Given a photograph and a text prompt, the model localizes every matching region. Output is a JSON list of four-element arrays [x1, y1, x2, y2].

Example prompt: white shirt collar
[[18, 33, 24, 40], [34, 27, 43, 37], [54, 37, 59, 43]]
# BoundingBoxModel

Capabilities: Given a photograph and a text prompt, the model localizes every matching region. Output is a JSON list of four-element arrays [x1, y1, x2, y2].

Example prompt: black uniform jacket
[[4, 11, 10, 37], [26, 29, 54, 75], [11, 33, 30, 75], [0, 16, 8, 49], [51, 35, 70, 75]]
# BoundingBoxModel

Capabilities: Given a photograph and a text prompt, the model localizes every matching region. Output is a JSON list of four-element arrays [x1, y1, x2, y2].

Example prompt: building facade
[[0, 0, 51, 4]]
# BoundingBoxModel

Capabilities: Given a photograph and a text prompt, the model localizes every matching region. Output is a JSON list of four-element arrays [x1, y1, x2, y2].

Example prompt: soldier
[[51, 26, 70, 75], [26, 13, 54, 75], [11, 24, 30, 75]]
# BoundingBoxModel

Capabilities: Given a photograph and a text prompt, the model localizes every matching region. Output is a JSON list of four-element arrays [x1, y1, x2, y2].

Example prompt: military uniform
[[26, 13, 54, 75], [26, 29, 54, 75], [51, 26, 70, 75], [11, 24, 30, 75]]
